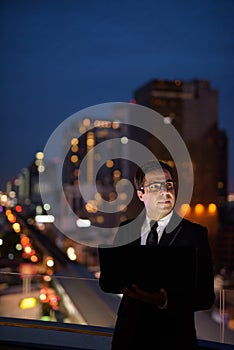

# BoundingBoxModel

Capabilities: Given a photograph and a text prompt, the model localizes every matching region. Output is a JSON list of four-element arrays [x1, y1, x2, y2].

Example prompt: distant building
[[215, 196, 234, 269], [217, 130, 228, 223], [62, 112, 139, 229], [134, 78, 229, 264]]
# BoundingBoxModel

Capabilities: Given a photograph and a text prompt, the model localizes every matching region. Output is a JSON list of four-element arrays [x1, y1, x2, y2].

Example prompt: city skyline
[[1, 0, 234, 192]]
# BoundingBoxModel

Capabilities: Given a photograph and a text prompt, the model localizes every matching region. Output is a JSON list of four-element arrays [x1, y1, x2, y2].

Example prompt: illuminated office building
[[133, 79, 228, 236], [62, 116, 135, 228]]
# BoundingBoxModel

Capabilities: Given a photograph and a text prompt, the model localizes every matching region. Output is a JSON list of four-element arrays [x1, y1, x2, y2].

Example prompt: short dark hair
[[134, 160, 174, 190]]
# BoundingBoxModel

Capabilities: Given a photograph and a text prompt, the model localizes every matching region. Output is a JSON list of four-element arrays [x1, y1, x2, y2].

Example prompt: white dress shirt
[[140, 211, 173, 309], [140, 211, 173, 245]]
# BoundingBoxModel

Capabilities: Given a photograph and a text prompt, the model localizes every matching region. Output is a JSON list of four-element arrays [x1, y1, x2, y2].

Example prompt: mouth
[[158, 200, 171, 205]]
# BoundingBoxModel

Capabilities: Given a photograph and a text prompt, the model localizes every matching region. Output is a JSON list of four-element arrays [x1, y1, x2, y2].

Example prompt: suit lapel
[[158, 226, 182, 246], [159, 213, 183, 246]]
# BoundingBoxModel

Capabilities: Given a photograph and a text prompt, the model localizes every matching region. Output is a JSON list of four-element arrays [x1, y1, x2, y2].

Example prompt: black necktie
[[146, 220, 158, 246]]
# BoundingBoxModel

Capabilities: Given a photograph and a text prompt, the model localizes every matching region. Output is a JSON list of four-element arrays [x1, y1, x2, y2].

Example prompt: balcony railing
[[0, 271, 233, 349]]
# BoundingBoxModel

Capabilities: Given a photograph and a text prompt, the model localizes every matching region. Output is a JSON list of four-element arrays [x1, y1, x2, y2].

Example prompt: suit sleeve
[[193, 227, 215, 311], [167, 226, 215, 312]]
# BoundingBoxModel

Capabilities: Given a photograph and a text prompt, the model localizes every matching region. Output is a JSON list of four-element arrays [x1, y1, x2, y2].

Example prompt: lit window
[[71, 145, 79, 152], [96, 216, 104, 224], [217, 181, 224, 189], [106, 160, 114, 168], [36, 152, 44, 160], [71, 155, 78, 163], [113, 170, 121, 178], [208, 203, 217, 215], [194, 204, 205, 215], [83, 118, 91, 127], [179, 203, 191, 216], [71, 138, 79, 146]]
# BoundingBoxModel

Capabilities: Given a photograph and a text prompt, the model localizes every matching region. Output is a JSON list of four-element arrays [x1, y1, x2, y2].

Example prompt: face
[[137, 169, 176, 220]]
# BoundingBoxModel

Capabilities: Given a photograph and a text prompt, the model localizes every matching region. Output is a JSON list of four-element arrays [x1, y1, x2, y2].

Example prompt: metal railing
[[0, 270, 233, 348]]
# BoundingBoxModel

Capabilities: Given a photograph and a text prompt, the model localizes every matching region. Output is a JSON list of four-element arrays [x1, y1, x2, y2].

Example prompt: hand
[[123, 284, 167, 308]]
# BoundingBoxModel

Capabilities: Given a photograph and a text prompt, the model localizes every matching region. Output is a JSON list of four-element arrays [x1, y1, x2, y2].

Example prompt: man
[[100, 160, 215, 350]]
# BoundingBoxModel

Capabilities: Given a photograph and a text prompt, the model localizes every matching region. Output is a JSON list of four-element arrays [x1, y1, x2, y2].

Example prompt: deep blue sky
[[1, 0, 234, 192]]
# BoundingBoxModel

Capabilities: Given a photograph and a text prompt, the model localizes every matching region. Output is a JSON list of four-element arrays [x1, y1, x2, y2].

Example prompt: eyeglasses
[[140, 180, 175, 193]]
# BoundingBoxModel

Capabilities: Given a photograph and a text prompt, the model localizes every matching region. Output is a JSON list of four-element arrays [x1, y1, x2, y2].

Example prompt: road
[[16, 213, 121, 326]]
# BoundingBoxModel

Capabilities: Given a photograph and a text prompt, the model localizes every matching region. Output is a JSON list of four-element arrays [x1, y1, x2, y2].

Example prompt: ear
[[137, 190, 144, 202]]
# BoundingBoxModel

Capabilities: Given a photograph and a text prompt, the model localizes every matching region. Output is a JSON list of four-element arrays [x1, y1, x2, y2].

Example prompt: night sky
[[1, 0, 234, 192]]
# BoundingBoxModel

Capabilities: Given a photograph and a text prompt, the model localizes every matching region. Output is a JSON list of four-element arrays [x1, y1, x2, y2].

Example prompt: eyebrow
[[144, 177, 172, 182]]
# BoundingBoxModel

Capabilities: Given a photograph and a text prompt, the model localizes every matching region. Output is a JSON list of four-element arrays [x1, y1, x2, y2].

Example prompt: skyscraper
[[134, 78, 228, 239]]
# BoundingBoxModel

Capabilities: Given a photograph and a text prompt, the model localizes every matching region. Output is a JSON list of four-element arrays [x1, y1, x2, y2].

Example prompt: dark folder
[[98, 245, 197, 294]]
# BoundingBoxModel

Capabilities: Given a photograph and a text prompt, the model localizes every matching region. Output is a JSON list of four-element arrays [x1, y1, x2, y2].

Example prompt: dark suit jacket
[[99, 212, 215, 350]]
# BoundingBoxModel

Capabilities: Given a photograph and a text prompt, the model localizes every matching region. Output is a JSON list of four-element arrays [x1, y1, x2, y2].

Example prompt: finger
[[131, 284, 143, 293], [132, 284, 151, 297], [123, 288, 138, 297]]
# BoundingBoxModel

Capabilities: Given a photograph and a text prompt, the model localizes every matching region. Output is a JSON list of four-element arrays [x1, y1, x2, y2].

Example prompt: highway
[[17, 212, 121, 327]]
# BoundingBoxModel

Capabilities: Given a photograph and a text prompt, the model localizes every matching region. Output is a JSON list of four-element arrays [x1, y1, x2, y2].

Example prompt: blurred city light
[[208, 203, 217, 215], [20, 297, 38, 310], [12, 222, 21, 233], [43, 203, 51, 211], [120, 136, 128, 144], [46, 257, 54, 267], [179, 203, 191, 216], [0, 194, 8, 205], [194, 203, 205, 215], [36, 152, 44, 160], [66, 246, 77, 261], [76, 218, 91, 227], [15, 205, 22, 213], [35, 215, 55, 223]]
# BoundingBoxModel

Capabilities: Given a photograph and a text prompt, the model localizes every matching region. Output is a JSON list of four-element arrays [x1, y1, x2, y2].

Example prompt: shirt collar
[[141, 211, 174, 245], [146, 210, 173, 227]]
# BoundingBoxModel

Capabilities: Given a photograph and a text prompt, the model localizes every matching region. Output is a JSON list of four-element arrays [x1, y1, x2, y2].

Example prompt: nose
[[160, 183, 168, 192]]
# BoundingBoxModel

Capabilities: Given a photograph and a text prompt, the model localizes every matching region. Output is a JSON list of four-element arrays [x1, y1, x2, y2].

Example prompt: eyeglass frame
[[139, 180, 176, 193]]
